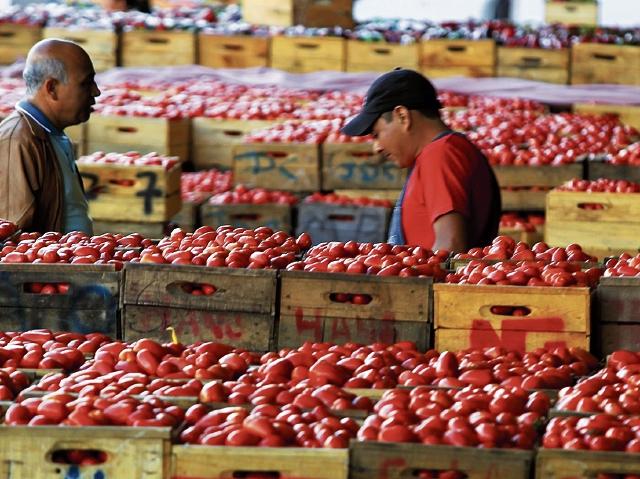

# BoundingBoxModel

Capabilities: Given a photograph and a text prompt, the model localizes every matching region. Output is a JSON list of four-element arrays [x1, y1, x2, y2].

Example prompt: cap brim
[[340, 111, 380, 137]]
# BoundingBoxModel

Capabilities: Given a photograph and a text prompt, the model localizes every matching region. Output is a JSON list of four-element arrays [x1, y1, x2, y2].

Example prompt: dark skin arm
[[431, 211, 467, 253]]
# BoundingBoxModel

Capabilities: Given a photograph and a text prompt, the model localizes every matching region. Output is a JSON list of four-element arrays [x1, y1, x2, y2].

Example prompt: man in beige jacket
[[0, 39, 100, 234]]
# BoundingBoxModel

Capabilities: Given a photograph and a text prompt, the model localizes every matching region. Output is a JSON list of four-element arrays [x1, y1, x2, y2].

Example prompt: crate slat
[[197, 34, 269, 69], [421, 39, 495, 68], [270, 36, 346, 73], [346, 41, 420, 72], [545, 1, 598, 26], [86, 190, 182, 222], [493, 164, 584, 188], [571, 43, 640, 86], [43, 28, 118, 72], [535, 448, 640, 479], [0, 25, 42, 65], [121, 30, 196, 67], [200, 202, 292, 233]]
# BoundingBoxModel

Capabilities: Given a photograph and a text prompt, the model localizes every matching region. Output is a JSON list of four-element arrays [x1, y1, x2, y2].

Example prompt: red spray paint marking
[[294, 307, 322, 342], [469, 317, 567, 355], [295, 308, 399, 344]]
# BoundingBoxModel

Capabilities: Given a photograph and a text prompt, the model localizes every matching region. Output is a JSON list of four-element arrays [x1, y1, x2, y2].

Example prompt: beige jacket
[[0, 109, 64, 233]]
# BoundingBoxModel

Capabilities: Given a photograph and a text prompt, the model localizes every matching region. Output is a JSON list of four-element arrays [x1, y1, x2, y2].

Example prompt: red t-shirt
[[401, 132, 501, 249]]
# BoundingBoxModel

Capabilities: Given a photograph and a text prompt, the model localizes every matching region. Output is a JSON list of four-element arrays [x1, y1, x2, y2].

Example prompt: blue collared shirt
[[16, 100, 93, 235]]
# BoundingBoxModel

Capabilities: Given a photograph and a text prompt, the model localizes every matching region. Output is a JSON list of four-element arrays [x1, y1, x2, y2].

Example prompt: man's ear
[[393, 106, 412, 131], [43, 78, 59, 100]]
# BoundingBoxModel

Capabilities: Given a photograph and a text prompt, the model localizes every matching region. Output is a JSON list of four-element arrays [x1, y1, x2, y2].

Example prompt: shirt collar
[[16, 100, 65, 137]]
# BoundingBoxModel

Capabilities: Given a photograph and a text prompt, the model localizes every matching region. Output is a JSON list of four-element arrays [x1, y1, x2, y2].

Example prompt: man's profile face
[[371, 111, 413, 169], [55, 49, 100, 129]]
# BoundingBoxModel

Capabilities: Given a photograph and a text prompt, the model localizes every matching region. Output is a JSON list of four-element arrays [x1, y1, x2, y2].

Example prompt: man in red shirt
[[341, 69, 501, 253]]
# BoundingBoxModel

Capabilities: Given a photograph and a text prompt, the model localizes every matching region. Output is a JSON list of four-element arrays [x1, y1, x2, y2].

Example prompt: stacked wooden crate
[[571, 43, 640, 86], [197, 34, 269, 69], [0, 24, 42, 65], [421, 38, 495, 78], [497, 46, 570, 84], [242, 0, 354, 28], [545, 0, 598, 26], [345, 40, 420, 73], [120, 29, 196, 67], [270, 35, 346, 73], [43, 27, 118, 72]]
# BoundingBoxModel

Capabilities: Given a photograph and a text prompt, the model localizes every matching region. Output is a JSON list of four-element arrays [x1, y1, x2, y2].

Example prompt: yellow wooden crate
[[93, 219, 171, 237], [346, 40, 420, 72], [492, 164, 583, 188], [433, 283, 591, 353], [269, 35, 346, 73], [121, 30, 196, 67], [43, 27, 118, 72], [192, 118, 277, 171], [546, 190, 640, 250], [0, 24, 42, 65], [322, 142, 407, 190], [242, 0, 294, 27], [300, 0, 355, 29], [85, 115, 191, 162], [497, 47, 570, 84], [233, 142, 320, 192], [498, 225, 544, 247], [197, 34, 269, 69], [0, 426, 171, 479], [573, 103, 640, 131], [501, 189, 549, 211], [571, 43, 640, 86], [350, 441, 533, 479], [421, 38, 495, 79], [172, 445, 348, 479], [278, 270, 432, 351], [535, 448, 640, 479], [200, 202, 292, 233], [121, 263, 278, 350], [545, 1, 598, 26], [87, 190, 181, 222]]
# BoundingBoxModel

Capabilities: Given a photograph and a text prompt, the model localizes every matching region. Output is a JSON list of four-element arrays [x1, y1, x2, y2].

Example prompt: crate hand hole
[[328, 292, 373, 305], [50, 449, 108, 466], [488, 305, 531, 316]]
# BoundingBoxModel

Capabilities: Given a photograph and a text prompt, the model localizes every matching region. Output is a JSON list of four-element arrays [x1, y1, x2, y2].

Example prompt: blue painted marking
[[64, 466, 80, 479]]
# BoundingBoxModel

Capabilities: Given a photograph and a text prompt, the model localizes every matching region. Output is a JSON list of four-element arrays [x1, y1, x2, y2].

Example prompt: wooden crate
[[492, 164, 584, 188], [269, 35, 346, 73], [121, 29, 196, 67], [587, 159, 640, 182], [535, 448, 640, 479], [571, 43, 640, 86], [497, 47, 570, 84], [595, 276, 640, 357], [0, 264, 119, 338], [350, 441, 533, 479], [278, 270, 432, 351], [0, 24, 42, 65], [85, 115, 191, 162], [122, 263, 277, 351], [300, 0, 355, 29], [546, 190, 640, 250], [501, 189, 549, 211], [43, 27, 118, 72], [170, 198, 205, 233], [241, 0, 294, 27], [197, 34, 269, 69], [192, 118, 277, 171], [242, 0, 354, 28], [421, 39, 495, 78], [0, 426, 171, 479], [545, 1, 598, 25], [322, 142, 407, 190], [78, 162, 182, 223], [346, 41, 420, 73], [200, 202, 292, 233], [574, 102, 640, 131], [93, 220, 171, 238], [433, 283, 591, 354], [172, 445, 348, 479], [295, 202, 390, 245], [233, 142, 320, 192]]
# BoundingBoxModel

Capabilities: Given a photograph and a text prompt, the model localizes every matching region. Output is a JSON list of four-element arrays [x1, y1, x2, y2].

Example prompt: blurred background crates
[[544, 0, 598, 26], [295, 202, 390, 245], [0, 264, 120, 337], [121, 263, 278, 351], [77, 161, 182, 223], [421, 38, 495, 79], [573, 102, 640, 131], [497, 46, 570, 85], [121, 29, 196, 67], [586, 155, 640, 182], [0, 24, 42, 65], [43, 27, 118, 72], [200, 202, 292, 233], [242, 0, 354, 28], [85, 116, 191, 162], [322, 143, 406, 190], [433, 283, 591, 355], [570, 43, 640, 86], [233, 142, 321, 192], [535, 448, 640, 479], [197, 34, 269, 69], [269, 35, 346, 73], [278, 271, 433, 351], [596, 276, 640, 358], [345, 40, 419, 73]]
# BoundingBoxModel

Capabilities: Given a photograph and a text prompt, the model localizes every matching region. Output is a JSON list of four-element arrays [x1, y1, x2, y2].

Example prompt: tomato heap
[[76, 151, 179, 170], [0, 368, 31, 401], [556, 178, 640, 193], [0, 218, 17, 241], [304, 192, 392, 208], [180, 168, 233, 202], [604, 253, 640, 277], [454, 236, 598, 262], [397, 346, 599, 390], [286, 240, 449, 278], [605, 141, 640, 166], [356, 384, 550, 449], [446, 259, 603, 287], [499, 213, 542, 233], [208, 185, 299, 205]]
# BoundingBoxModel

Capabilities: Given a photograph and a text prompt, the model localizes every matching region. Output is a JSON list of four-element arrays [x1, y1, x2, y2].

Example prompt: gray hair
[[23, 56, 68, 98]]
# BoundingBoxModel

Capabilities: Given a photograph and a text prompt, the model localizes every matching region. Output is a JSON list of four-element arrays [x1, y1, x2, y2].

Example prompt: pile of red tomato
[[180, 168, 233, 202], [304, 192, 393, 208], [0, 218, 17, 241], [207, 185, 299, 205], [604, 253, 640, 277], [77, 151, 179, 170], [556, 178, 640, 193]]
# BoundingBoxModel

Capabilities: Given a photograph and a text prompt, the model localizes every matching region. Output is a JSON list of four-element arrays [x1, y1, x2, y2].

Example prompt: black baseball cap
[[341, 68, 442, 137]]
